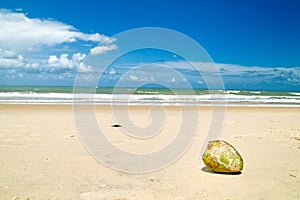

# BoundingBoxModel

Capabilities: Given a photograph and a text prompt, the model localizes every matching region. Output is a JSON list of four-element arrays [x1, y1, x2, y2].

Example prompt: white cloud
[[0, 49, 17, 58], [78, 62, 93, 73], [0, 9, 119, 83], [15, 8, 23, 12], [31, 63, 39, 68], [79, 33, 116, 44], [45, 52, 95, 73], [130, 75, 139, 81], [72, 53, 86, 63], [48, 53, 86, 68], [59, 54, 72, 68], [48, 55, 60, 66], [109, 68, 117, 75], [0, 9, 115, 50], [107, 61, 300, 90], [0, 51, 24, 68], [90, 44, 118, 55]]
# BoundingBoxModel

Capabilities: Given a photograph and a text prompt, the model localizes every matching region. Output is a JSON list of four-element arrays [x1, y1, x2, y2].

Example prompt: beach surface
[[0, 104, 299, 199]]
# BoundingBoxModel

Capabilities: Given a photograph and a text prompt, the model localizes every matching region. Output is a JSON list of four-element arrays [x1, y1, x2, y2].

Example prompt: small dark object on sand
[[111, 124, 122, 127]]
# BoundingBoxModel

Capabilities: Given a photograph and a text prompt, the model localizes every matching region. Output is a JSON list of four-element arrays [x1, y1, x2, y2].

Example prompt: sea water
[[0, 85, 300, 107]]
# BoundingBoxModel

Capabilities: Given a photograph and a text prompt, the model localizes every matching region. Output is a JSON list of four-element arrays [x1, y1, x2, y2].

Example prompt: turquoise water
[[0, 85, 300, 106], [0, 85, 203, 95], [0, 85, 299, 96]]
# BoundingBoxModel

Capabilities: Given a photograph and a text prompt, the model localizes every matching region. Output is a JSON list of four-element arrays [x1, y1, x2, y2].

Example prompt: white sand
[[0, 105, 299, 199]]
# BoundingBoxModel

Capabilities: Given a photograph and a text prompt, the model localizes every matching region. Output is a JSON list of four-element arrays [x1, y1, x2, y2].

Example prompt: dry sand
[[0, 104, 299, 200]]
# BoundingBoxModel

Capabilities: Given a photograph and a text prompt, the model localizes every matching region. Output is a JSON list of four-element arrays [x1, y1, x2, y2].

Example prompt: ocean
[[0, 85, 300, 107]]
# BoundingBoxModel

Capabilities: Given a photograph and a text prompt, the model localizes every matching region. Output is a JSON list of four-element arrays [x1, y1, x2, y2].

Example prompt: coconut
[[202, 140, 244, 173]]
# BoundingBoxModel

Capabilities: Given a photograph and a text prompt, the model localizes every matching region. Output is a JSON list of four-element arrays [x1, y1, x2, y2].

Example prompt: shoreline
[[1, 88, 300, 107], [1, 103, 300, 108]]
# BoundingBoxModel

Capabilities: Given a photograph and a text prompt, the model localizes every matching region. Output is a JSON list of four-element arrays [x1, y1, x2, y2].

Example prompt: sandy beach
[[0, 104, 299, 200]]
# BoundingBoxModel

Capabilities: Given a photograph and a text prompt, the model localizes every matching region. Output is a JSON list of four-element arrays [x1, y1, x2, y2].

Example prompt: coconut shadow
[[201, 166, 242, 175]]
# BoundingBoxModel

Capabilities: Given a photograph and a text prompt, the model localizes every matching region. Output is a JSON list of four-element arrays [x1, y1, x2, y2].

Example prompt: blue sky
[[0, 0, 300, 91]]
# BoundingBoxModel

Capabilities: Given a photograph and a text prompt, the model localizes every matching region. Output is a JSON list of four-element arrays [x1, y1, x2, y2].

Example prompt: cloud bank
[[0, 9, 117, 85], [90, 44, 118, 55], [96, 61, 300, 91], [0, 9, 115, 50]]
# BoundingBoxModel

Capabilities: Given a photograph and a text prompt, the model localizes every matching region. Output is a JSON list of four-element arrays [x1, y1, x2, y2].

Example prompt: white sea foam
[[1, 92, 300, 107], [290, 92, 300, 96], [250, 91, 261, 94], [224, 90, 241, 94]]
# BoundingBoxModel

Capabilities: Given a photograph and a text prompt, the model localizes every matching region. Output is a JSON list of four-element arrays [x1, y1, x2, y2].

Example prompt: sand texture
[[0, 105, 299, 199]]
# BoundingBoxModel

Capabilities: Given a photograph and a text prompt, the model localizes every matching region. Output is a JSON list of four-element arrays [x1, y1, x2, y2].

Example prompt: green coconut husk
[[202, 140, 244, 173]]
